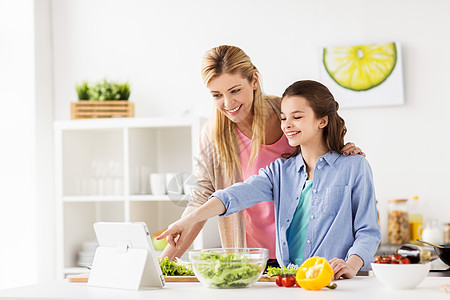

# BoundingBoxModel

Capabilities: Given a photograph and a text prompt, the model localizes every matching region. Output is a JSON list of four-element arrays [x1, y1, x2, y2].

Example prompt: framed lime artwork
[[319, 41, 404, 108]]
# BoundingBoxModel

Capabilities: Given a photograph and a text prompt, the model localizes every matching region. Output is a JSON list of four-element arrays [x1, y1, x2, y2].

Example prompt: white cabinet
[[54, 117, 220, 278]]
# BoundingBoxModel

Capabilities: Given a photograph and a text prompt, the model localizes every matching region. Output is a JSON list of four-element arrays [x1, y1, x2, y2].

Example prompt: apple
[[152, 229, 168, 251]]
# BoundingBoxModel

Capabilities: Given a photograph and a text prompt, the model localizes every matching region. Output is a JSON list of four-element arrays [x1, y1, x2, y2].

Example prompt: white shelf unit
[[54, 117, 220, 278]]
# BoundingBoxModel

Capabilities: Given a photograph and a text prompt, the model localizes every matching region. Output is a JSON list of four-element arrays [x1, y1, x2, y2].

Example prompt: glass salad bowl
[[188, 248, 268, 288]]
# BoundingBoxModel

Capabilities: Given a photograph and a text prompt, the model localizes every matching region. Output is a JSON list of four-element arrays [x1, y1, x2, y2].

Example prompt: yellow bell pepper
[[295, 256, 334, 290]]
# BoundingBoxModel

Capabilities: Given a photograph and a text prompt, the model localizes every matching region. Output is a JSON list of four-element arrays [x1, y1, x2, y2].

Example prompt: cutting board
[[67, 273, 90, 283], [164, 276, 199, 282], [68, 273, 276, 283], [164, 275, 275, 282]]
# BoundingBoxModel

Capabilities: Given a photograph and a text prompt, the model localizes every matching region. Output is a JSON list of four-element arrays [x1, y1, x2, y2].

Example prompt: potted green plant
[[72, 79, 134, 119], [75, 79, 131, 101]]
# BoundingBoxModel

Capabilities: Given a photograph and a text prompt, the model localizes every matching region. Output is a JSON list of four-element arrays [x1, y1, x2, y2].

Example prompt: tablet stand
[[88, 240, 164, 290]]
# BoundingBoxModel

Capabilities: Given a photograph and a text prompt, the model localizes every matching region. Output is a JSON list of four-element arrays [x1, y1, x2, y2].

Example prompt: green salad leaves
[[193, 252, 263, 288], [159, 257, 194, 276], [266, 266, 298, 277]]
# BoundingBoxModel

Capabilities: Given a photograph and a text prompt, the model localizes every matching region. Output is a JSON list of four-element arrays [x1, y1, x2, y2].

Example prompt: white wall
[[0, 0, 54, 289], [0, 0, 38, 289]]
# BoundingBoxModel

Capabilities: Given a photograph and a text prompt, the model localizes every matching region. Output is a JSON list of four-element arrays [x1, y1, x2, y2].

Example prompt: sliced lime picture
[[323, 42, 397, 91]]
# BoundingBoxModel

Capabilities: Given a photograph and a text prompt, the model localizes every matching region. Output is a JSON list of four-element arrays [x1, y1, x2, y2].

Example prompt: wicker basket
[[71, 101, 134, 119]]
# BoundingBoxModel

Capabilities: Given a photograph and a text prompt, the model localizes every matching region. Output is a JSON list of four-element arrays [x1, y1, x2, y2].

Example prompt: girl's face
[[207, 72, 258, 125], [280, 96, 328, 148]]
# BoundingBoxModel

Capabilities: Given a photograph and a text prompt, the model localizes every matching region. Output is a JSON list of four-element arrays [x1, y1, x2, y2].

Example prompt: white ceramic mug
[[149, 173, 166, 195]]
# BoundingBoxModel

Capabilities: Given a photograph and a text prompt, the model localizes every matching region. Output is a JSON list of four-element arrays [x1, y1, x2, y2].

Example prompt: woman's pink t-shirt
[[236, 128, 294, 259]]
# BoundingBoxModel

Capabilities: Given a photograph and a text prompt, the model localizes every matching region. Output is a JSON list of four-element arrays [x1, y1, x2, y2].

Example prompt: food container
[[189, 248, 268, 288], [444, 222, 450, 244], [420, 219, 442, 244], [387, 198, 410, 244]]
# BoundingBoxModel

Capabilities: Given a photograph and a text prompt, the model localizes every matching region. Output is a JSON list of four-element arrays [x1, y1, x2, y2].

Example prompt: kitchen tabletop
[[0, 276, 449, 300]]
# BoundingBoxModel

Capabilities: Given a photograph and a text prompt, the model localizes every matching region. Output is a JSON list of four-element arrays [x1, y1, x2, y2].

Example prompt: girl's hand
[[160, 221, 204, 261], [156, 217, 193, 250], [341, 142, 366, 157], [157, 196, 226, 251], [329, 256, 363, 279]]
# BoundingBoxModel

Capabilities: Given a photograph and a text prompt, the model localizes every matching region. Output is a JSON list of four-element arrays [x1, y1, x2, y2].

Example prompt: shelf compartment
[[62, 129, 124, 197], [128, 126, 192, 195], [63, 202, 124, 269]]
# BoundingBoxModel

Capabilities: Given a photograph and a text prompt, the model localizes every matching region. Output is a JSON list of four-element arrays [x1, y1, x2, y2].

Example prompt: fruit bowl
[[188, 248, 268, 288], [371, 262, 430, 289]]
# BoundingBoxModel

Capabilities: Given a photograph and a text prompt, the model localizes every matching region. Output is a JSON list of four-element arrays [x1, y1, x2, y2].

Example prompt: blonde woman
[[161, 45, 363, 268]]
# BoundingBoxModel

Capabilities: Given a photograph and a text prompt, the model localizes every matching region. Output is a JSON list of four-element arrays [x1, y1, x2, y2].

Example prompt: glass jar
[[444, 222, 450, 244], [387, 198, 410, 244]]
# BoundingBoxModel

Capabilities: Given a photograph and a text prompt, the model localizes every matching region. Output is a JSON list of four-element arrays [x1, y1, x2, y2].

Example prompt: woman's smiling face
[[207, 72, 257, 125]]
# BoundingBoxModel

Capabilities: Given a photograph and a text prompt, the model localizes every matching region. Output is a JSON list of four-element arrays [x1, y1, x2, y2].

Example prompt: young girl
[[158, 80, 380, 279]]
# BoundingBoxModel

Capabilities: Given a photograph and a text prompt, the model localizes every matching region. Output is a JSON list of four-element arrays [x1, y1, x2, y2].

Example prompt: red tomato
[[275, 276, 283, 287], [391, 254, 400, 260], [281, 276, 296, 287], [400, 258, 411, 264], [382, 257, 392, 264]]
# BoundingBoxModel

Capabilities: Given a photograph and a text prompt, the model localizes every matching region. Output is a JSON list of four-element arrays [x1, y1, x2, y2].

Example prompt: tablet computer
[[88, 222, 165, 289]]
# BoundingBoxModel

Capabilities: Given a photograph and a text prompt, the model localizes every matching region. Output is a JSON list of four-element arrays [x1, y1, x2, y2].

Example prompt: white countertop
[[0, 276, 449, 300]]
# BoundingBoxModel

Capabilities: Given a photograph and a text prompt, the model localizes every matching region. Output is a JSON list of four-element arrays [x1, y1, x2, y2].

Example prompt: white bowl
[[371, 262, 430, 289]]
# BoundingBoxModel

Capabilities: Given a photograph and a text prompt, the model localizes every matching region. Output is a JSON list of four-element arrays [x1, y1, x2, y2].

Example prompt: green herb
[[88, 79, 121, 101], [75, 81, 89, 100], [118, 82, 131, 100], [75, 79, 131, 101], [193, 252, 263, 288], [266, 266, 298, 277], [159, 257, 194, 276]]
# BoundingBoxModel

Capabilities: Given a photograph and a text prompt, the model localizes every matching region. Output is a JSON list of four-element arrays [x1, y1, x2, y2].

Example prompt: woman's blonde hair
[[201, 45, 268, 178]]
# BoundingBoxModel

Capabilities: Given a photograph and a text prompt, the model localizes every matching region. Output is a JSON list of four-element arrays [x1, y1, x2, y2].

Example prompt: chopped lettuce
[[159, 257, 194, 276], [266, 266, 298, 277], [193, 252, 263, 288]]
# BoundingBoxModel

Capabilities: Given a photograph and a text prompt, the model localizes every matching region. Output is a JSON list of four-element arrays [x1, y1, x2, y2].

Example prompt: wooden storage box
[[71, 101, 134, 119]]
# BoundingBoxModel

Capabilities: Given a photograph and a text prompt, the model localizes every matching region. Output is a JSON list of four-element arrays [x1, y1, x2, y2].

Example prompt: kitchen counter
[[0, 276, 449, 300]]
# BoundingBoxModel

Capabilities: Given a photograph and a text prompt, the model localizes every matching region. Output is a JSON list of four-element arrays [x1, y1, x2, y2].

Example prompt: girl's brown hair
[[282, 80, 347, 158], [201, 45, 270, 178]]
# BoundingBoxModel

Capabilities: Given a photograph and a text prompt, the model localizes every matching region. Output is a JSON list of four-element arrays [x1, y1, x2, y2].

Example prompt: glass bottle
[[388, 198, 410, 244], [409, 196, 423, 242]]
